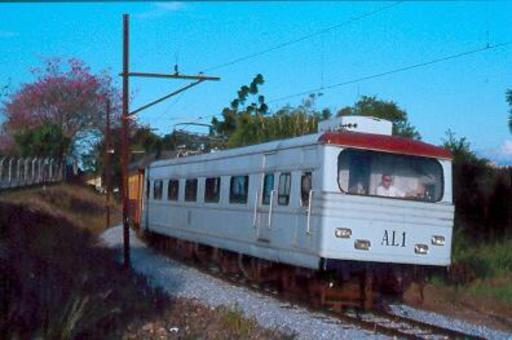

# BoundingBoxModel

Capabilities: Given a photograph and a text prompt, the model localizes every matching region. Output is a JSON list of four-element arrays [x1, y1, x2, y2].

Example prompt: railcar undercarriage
[[142, 229, 436, 310]]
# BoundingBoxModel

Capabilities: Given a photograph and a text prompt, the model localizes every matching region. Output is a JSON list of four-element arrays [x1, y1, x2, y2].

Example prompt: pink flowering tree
[[0, 58, 120, 158]]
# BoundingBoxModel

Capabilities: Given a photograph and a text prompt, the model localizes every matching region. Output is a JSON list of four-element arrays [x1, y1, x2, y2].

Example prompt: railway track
[[336, 308, 485, 339], [144, 231, 485, 339]]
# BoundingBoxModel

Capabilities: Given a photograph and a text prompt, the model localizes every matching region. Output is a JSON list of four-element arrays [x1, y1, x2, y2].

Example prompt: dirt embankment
[[0, 184, 282, 339]]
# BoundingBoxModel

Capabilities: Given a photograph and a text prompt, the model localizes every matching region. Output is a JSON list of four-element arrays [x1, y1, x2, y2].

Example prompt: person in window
[[376, 174, 405, 198]]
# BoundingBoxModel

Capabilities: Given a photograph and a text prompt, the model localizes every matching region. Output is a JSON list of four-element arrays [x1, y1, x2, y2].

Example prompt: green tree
[[224, 94, 330, 148], [211, 74, 267, 142], [442, 130, 491, 241], [13, 121, 71, 159], [212, 74, 332, 148], [336, 95, 421, 139]]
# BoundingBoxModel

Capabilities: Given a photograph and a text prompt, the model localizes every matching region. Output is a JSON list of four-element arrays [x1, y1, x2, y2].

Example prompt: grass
[[0, 184, 286, 339], [0, 194, 169, 338], [0, 183, 121, 234], [467, 278, 512, 306], [422, 232, 512, 319], [451, 239, 512, 307], [219, 305, 257, 338], [453, 239, 512, 279]]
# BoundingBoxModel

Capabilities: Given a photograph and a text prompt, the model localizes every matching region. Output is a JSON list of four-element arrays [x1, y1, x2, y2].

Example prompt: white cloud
[[155, 2, 184, 11], [499, 140, 512, 156], [0, 31, 18, 38], [479, 139, 512, 165], [135, 2, 185, 19]]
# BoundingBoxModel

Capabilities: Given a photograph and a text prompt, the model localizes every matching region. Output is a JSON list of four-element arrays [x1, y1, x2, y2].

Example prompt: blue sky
[[1, 1, 511, 163]]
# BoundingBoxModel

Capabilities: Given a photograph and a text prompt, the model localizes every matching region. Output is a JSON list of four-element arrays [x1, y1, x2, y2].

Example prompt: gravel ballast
[[388, 304, 512, 340], [100, 226, 511, 339], [100, 226, 382, 339]]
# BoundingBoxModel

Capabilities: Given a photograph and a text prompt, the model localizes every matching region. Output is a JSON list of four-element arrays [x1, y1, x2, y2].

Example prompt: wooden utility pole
[[121, 14, 130, 268], [104, 99, 112, 230], [120, 14, 219, 268]]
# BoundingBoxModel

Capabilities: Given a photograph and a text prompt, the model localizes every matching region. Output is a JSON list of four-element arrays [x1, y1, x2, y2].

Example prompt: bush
[[451, 238, 512, 283]]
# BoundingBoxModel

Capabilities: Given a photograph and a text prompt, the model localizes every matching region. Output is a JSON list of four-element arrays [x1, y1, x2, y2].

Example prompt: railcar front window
[[153, 180, 163, 200], [337, 149, 444, 202], [205, 177, 221, 203], [185, 179, 198, 202]]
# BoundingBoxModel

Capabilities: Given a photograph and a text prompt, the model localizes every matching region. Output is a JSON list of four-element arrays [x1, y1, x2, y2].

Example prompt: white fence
[[0, 157, 65, 191]]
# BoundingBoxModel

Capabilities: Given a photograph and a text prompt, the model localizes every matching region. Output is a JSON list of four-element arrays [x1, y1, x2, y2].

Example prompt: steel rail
[[144, 231, 486, 339]]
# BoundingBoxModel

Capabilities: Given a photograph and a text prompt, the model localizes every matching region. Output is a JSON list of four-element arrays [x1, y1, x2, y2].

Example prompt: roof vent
[[318, 116, 392, 136]]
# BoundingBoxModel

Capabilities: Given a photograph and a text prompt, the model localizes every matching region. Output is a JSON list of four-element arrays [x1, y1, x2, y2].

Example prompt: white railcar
[[141, 117, 454, 276]]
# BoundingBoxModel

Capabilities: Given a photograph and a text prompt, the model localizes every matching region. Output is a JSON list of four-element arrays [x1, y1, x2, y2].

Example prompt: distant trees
[[211, 75, 332, 147], [0, 58, 119, 159], [337, 96, 421, 139], [83, 124, 204, 183], [443, 130, 512, 242]]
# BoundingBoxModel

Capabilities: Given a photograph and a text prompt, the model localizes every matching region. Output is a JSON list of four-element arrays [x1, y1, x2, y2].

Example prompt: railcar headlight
[[415, 244, 429, 255], [354, 239, 371, 250], [431, 235, 445, 246], [335, 228, 352, 238]]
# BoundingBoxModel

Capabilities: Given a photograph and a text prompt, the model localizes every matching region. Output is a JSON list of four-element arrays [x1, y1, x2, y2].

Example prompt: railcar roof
[[319, 131, 452, 160], [148, 130, 451, 169], [149, 133, 321, 169]]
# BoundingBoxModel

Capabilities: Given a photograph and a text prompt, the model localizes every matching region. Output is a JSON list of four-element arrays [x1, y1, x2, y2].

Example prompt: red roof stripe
[[318, 131, 452, 160]]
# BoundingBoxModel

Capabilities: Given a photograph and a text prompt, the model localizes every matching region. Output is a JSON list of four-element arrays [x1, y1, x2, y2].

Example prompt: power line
[[189, 40, 512, 124], [200, 1, 403, 73], [268, 41, 512, 103]]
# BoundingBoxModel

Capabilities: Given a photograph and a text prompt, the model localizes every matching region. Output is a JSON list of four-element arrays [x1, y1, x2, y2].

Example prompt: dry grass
[[0, 183, 121, 234], [0, 184, 285, 339]]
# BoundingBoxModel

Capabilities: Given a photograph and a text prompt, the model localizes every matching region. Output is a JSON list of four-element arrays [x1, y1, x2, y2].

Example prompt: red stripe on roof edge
[[318, 131, 452, 160]]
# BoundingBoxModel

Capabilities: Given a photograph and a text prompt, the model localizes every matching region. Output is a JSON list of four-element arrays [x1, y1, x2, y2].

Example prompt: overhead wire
[[267, 41, 512, 103], [200, 1, 403, 73], [188, 40, 512, 123]]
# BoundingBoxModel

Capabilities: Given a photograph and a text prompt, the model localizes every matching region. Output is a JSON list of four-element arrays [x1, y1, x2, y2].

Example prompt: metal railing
[[0, 157, 65, 191]]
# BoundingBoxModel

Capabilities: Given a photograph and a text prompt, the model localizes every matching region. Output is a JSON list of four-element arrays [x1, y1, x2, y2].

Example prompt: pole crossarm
[[174, 122, 213, 128], [129, 79, 205, 116], [123, 72, 220, 81], [119, 13, 220, 268]]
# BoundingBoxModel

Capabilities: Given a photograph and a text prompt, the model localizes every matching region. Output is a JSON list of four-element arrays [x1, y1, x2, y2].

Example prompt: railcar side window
[[301, 172, 312, 206], [230, 175, 249, 204], [146, 180, 150, 199], [337, 149, 444, 202], [278, 173, 291, 205], [167, 179, 179, 201], [204, 177, 221, 203], [153, 180, 163, 200], [262, 173, 274, 205], [185, 179, 198, 202]]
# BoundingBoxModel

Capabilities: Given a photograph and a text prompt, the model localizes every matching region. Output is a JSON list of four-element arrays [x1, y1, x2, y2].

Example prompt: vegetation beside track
[[0, 184, 284, 339], [403, 237, 512, 332]]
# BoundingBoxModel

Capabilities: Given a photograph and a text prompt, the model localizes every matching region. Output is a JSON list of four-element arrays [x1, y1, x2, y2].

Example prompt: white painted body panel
[[143, 133, 454, 270]]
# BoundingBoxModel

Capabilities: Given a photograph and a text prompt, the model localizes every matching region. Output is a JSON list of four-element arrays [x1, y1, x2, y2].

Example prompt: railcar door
[[256, 172, 274, 243], [294, 170, 314, 250]]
